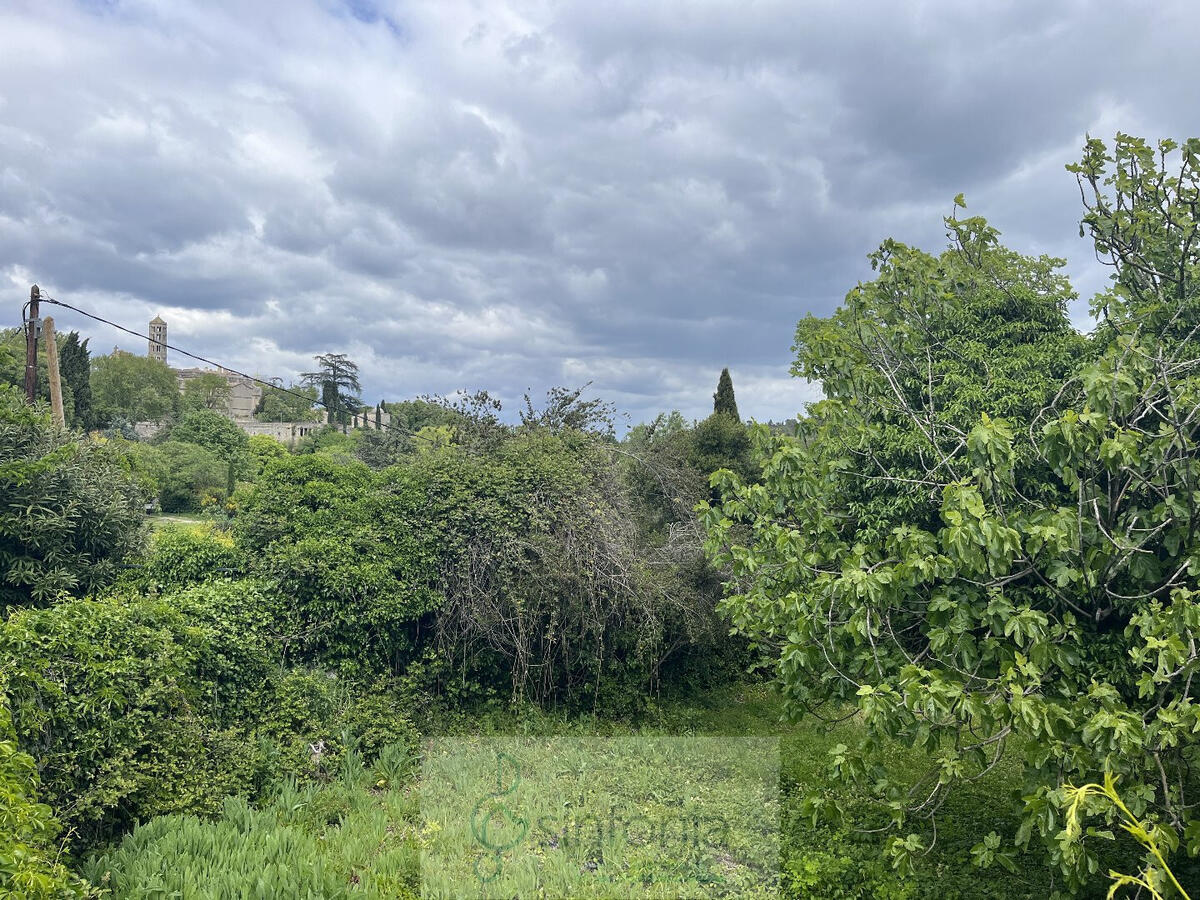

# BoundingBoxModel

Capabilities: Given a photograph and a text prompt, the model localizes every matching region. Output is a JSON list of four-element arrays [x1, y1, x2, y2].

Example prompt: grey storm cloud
[[2, 0, 1199, 424]]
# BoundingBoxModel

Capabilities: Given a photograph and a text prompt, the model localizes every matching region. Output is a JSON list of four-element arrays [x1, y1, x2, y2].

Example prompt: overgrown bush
[[233, 411, 737, 710], [153, 440, 228, 512], [398, 428, 729, 708], [233, 454, 436, 674]]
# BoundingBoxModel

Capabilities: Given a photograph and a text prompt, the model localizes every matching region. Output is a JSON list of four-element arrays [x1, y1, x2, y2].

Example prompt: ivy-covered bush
[[0, 594, 265, 845], [233, 454, 437, 674], [233, 423, 732, 709]]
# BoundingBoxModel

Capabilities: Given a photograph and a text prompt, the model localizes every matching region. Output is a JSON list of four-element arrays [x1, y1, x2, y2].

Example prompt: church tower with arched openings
[[148, 316, 167, 363]]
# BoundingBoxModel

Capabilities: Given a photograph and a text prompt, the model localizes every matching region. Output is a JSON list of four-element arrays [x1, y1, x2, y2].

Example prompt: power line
[[33, 292, 435, 445]]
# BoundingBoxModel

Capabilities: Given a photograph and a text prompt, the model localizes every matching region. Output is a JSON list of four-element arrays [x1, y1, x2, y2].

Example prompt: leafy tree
[[386, 398, 459, 432], [713, 367, 740, 421], [413, 424, 453, 453], [155, 441, 228, 512], [181, 373, 231, 414], [170, 409, 249, 460], [58, 331, 92, 430], [247, 434, 288, 479], [300, 354, 360, 427], [622, 411, 703, 540], [353, 427, 413, 469], [519, 384, 616, 437], [254, 383, 320, 423], [91, 352, 179, 425], [109, 437, 166, 501], [0, 385, 145, 610], [0, 328, 21, 390], [702, 137, 1200, 892]]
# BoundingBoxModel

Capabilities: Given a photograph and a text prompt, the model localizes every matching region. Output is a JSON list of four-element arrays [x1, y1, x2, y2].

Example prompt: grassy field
[[420, 735, 780, 897], [146, 511, 210, 529], [86, 683, 1069, 899]]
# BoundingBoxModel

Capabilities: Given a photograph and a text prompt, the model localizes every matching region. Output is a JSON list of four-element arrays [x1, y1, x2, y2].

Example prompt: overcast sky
[[1, 1, 1197, 426]]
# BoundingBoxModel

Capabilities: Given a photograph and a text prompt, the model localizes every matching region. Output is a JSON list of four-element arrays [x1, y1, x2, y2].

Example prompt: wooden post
[[43, 316, 65, 427], [24, 285, 39, 402]]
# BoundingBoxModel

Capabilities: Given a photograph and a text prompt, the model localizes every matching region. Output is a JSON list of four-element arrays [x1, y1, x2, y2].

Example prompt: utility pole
[[43, 316, 65, 427], [24, 284, 40, 403]]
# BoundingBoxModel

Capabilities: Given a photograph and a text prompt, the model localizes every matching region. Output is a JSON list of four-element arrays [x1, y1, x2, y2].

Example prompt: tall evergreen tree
[[712, 367, 739, 421], [58, 332, 92, 429]]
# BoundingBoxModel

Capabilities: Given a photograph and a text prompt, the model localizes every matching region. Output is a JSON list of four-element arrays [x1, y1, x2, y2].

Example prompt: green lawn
[[146, 512, 209, 529]]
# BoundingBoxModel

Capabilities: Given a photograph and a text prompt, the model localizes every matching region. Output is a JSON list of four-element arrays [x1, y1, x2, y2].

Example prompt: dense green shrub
[[247, 434, 289, 477], [0, 595, 258, 845], [170, 580, 285, 724], [0, 687, 92, 899], [153, 440, 227, 511], [0, 386, 145, 611], [130, 524, 244, 592], [234, 420, 737, 708], [234, 454, 435, 674], [0, 585, 427, 855]]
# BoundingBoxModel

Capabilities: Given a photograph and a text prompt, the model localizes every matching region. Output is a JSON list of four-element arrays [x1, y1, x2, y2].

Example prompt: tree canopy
[[301, 354, 360, 427], [170, 409, 249, 460], [703, 136, 1200, 889], [59, 332, 92, 430], [91, 353, 179, 426], [181, 373, 231, 414], [254, 383, 320, 423]]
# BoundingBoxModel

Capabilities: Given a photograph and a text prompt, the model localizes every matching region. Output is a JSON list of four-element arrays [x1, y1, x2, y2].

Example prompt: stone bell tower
[[148, 316, 167, 363]]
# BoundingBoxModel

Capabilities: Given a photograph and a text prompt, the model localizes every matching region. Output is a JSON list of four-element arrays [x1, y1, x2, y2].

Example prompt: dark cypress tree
[[375, 401, 382, 430], [713, 367, 739, 421], [59, 332, 93, 429]]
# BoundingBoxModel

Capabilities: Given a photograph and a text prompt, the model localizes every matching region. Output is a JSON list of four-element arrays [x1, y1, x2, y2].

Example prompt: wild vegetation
[[1, 134, 1198, 898]]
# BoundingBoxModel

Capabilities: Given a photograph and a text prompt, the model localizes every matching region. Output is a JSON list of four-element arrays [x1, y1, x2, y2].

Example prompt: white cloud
[[1, 0, 1197, 424]]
